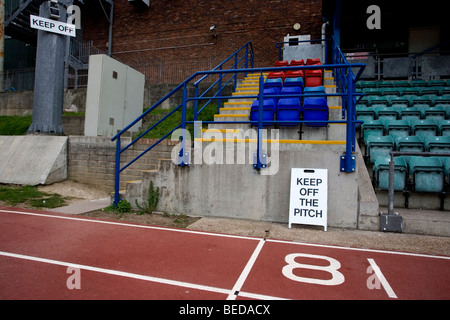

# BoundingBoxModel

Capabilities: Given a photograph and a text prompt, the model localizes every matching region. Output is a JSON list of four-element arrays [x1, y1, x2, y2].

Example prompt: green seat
[[400, 106, 422, 120], [428, 79, 446, 87], [388, 96, 410, 108], [374, 106, 398, 120], [400, 87, 420, 96], [366, 135, 394, 163], [374, 156, 408, 191], [437, 119, 450, 136], [363, 88, 382, 96], [409, 119, 438, 139], [408, 156, 444, 193], [367, 96, 389, 107], [361, 120, 384, 143], [424, 136, 450, 153], [356, 105, 375, 121], [383, 119, 410, 139], [381, 87, 401, 98], [393, 80, 410, 88], [361, 81, 377, 89], [425, 106, 446, 120], [442, 157, 450, 184], [410, 79, 427, 87]]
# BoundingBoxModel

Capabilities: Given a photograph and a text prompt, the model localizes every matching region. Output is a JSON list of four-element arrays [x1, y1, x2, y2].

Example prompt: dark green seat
[[366, 135, 394, 163], [374, 156, 408, 191], [408, 156, 444, 193]]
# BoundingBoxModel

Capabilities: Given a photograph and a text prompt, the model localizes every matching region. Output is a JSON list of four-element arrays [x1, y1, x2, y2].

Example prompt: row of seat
[[359, 95, 450, 107], [365, 134, 450, 164], [250, 97, 329, 127], [361, 87, 450, 97], [362, 119, 450, 143], [357, 105, 450, 122], [269, 59, 323, 87], [358, 79, 450, 89], [373, 155, 450, 193]]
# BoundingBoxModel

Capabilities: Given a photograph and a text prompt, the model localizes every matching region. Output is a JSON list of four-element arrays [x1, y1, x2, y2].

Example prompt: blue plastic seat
[[277, 98, 302, 126], [284, 77, 304, 90], [302, 97, 328, 127], [280, 86, 302, 97], [263, 78, 283, 93], [250, 99, 275, 126], [262, 88, 279, 108], [303, 86, 325, 97]]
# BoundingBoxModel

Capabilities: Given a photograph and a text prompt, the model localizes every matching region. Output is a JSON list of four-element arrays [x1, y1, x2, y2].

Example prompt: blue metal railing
[[111, 39, 365, 207], [111, 42, 254, 206]]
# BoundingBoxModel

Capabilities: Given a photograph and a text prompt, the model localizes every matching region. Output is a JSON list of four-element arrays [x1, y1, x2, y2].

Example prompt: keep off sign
[[289, 168, 328, 231], [30, 15, 76, 37]]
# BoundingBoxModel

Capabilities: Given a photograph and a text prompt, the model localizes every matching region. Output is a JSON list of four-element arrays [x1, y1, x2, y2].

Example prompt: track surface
[[1, 207, 449, 300]]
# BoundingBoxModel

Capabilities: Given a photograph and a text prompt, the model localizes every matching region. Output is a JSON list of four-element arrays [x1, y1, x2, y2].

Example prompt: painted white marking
[[282, 253, 345, 286], [367, 258, 398, 299], [227, 239, 265, 300]]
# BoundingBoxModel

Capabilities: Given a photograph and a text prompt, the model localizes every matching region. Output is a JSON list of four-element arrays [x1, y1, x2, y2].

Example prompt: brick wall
[[68, 136, 178, 191], [83, 0, 323, 71]]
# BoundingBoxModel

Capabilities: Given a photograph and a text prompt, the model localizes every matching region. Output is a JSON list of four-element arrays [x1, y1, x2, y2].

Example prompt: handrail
[[112, 42, 254, 206], [111, 39, 366, 207]]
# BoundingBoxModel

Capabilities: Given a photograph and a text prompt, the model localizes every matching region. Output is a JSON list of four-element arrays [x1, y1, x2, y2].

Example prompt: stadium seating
[[277, 98, 302, 126], [302, 97, 328, 127], [373, 156, 408, 191], [263, 78, 283, 93], [304, 69, 323, 87], [284, 77, 304, 89], [365, 135, 394, 163], [274, 60, 289, 67], [267, 71, 286, 82], [408, 156, 445, 193], [250, 99, 275, 126]]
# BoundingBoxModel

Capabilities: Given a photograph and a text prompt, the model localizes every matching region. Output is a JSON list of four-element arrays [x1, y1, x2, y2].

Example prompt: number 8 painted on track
[[282, 253, 345, 286]]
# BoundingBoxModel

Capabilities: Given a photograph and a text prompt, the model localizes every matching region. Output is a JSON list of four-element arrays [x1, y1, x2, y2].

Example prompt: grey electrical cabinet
[[84, 54, 144, 137]]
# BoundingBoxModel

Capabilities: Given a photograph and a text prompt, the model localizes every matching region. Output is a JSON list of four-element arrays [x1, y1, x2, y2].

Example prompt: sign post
[[27, 0, 72, 135], [289, 168, 328, 231]]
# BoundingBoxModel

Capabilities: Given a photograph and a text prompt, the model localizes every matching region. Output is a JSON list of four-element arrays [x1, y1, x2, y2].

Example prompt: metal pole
[[0, 0, 4, 91], [114, 136, 121, 207], [388, 152, 395, 215], [255, 72, 265, 170], [28, 0, 68, 135]]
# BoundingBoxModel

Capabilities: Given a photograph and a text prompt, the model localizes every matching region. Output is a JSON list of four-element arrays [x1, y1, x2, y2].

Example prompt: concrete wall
[[128, 142, 362, 229]]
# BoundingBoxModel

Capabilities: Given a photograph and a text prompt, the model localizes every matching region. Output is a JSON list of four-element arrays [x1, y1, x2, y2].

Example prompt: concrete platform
[[0, 135, 68, 185], [48, 197, 110, 215]]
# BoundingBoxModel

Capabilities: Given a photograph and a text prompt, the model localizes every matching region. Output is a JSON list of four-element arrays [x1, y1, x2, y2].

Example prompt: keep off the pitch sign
[[30, 15, 76, 37], [289, 168, 328, 231]]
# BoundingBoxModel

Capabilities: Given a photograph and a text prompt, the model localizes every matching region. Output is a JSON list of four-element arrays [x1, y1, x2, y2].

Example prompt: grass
[[137, 102, 219, 139], [0, 185, 68, 208], [0, 115, 32, 135], [0, 113, 85, 136]]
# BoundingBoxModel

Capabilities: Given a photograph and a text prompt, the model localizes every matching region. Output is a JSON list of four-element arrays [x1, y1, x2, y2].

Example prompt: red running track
[[1, 207, 449, 300]]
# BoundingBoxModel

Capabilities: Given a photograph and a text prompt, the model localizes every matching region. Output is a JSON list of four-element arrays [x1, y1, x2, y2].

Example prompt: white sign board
[[30, 15, 76, 37], [289, 168, 328, 231]]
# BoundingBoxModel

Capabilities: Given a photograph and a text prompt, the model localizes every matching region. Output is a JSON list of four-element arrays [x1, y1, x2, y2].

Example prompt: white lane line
[[0, 249, 287, 300], [367, 258, 398, 299], [227, 239, 266, 300], [3, 209, 449, 261], [0, 209, 260, 241], [0, 250, 231, 296]]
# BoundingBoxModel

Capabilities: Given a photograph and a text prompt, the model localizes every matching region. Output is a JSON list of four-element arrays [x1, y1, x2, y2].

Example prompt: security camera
[[210, 26, 217, 31], [49, 0, 60, 20]]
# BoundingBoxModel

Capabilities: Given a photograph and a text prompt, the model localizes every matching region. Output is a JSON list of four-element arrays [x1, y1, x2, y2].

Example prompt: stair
[[5, 0, 39, 44]]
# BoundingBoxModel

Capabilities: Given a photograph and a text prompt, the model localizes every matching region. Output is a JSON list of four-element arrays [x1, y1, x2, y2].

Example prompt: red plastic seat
[[274, 60, 289, 67], [306, 58, 321, 65], [305, 69, 323, 87], [267, 71, 286, 82], [286, 70, 304, 79], [290, 59, 304, 66]]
